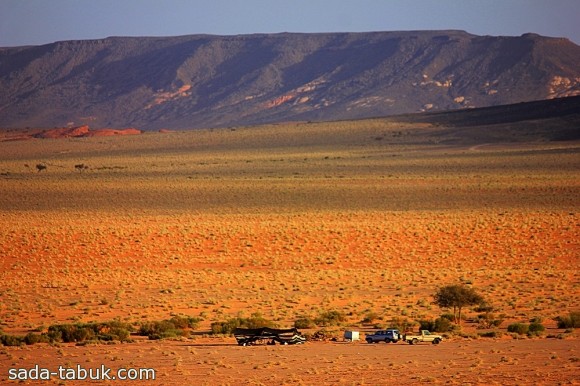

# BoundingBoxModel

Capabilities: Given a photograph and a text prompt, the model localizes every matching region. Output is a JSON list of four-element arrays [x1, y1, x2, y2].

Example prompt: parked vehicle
[[365, 329, 402, 343], [403, 330, 443, 345]]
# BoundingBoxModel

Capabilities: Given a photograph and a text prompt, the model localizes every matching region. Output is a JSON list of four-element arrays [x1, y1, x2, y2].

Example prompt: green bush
[[477, 313, 504, 329], [418, 317, 452, 333], [361, 311, 380, 324], [47, 323, 95, 343], [314, 310, 346, 327], [210, 314, 276, 335], [24, 333, 50, 345], [474, 304, 494, 313], [556, 312, 580, 329], [440, 313, 455, 321], [96, 320, 132, 341], [418, 319, 435, 331], [138, 315, 201, 340], [167, 315, 202, 330], [528, 322, 545, 335], [388, 317, 414, 332], [2, 320, 133, 346], [478, 331, 502, 338], [434, 317, 452, 332], [139, 320, 182, 340], [0, 334, 23, 346], [243, 314, 276, 329], [294, 317, 316, 329], [140, 321, 183, 340], [507, 323, 529, 335], [48, 321, 132, 343]]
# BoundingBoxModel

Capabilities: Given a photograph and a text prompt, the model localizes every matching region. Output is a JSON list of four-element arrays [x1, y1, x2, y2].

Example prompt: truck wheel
[[412, 338, 419, 345], [384, 339, 390, 343], [432, 338, 441, 345]]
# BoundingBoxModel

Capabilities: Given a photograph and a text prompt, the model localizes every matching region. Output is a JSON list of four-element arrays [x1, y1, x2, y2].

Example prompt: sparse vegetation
[[210, 314, 276, 335], [0, 115, 578, 386], [478, 330, 502, 338], [477, 312, 504, 329], [507, 323, 529, 335], [388, 317, 415, 332], [47, 320, 132, 343], [294, 316, 316, 329], [0, 334, 24, 346], [314, 310, 347, 327], [528, 322, 545, 335], [0, 320, 134, 346], [138, 315, 202, 340]]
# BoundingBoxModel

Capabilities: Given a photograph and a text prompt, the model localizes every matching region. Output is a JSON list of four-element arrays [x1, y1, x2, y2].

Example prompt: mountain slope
[[1, 31, 579, 130]]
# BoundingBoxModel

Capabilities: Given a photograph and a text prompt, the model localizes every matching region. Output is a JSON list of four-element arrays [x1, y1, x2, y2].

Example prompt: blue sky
[[1, 0, 579, 47]]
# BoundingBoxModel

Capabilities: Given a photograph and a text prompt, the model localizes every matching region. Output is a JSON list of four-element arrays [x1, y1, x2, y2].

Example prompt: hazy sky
[[1, 0, 579, 47]]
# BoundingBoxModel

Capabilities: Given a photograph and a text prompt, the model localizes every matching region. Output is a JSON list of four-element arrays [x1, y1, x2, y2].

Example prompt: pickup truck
[[365, 329, 401, 343], [403, 330, 443, 345]]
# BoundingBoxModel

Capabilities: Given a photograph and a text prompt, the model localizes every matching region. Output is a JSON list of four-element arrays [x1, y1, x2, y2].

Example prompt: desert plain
[[0, 117, 578, 385]]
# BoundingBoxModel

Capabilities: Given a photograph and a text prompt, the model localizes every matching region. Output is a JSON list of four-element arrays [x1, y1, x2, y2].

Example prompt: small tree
[[433, 284, 484, 325]]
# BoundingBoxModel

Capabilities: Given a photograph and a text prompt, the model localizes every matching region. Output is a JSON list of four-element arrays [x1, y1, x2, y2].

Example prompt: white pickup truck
[[403, 330, 443, 345]]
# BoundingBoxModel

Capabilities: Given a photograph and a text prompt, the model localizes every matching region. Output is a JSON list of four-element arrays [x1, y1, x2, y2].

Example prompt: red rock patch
[[0, 126, 142, 141]]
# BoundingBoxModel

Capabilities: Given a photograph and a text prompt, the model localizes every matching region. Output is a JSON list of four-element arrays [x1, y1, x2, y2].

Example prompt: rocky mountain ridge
[[1, 30, 579, 130]]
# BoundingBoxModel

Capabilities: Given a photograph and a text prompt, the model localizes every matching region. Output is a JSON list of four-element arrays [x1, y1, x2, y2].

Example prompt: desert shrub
[[140, 320, 183, 340], [418, 317, 452, 333], [47, 323, 95, 343], [440, 313, 455, 321], [0, 334, 23, 346], [434, 317, 452, 332], [556, 312, 580, 329], [211, 319, 241, 335], [1, 321, 133, 346], [418, 319, 435, 331], [307, 329, 341, 341], [48, 321, 132, 343], [478, 331, 502, 338], [419, 317, 453, 332], [138, 315, 200, 340], [389, 317, 415, 332], [507, 323, 529, 335], [477, 313, 504, 329], [24, 333, 50, 345], [139, 320, 183, 340], [243, 314, 277, 329], [168, 315, 201, 329], [294, 317, 316, 329], [474, 304, 495, 313], [314, 310, 346, 327], [210, 314, 276, 335], [361, 311, 379, 324], [528, 322, 545, 335], [96, 320, 132, 341]]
